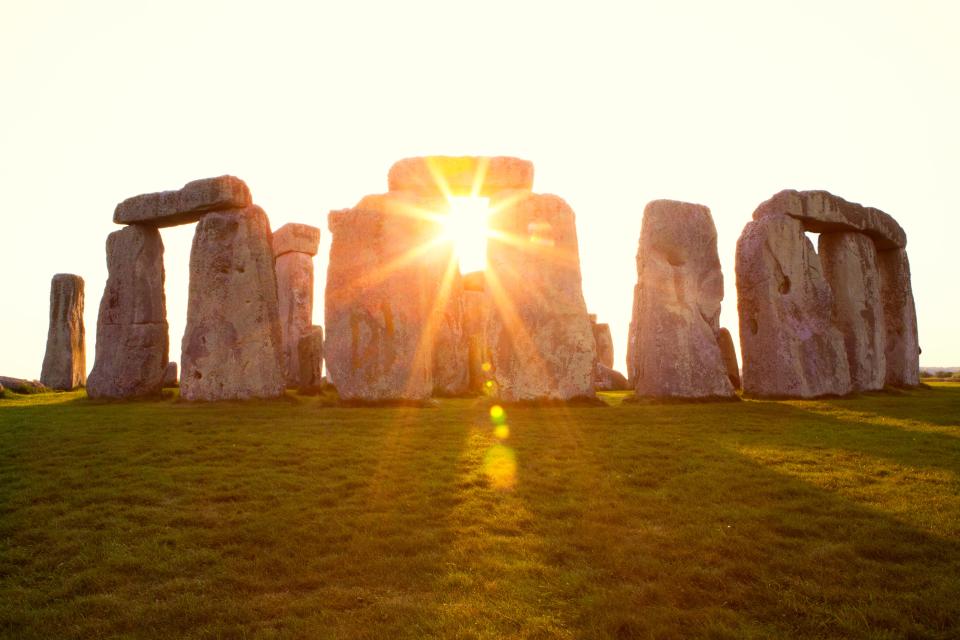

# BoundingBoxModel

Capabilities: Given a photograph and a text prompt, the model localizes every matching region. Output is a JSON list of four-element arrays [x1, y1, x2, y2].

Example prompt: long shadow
[[511, 402, 960, 638]]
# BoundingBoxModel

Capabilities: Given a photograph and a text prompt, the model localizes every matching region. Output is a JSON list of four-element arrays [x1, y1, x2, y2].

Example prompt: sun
[[442, 196, 491, 273]]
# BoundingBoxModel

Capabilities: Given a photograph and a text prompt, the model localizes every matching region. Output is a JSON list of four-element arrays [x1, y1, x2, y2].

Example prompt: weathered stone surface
[[273, 223, 320, 257], [180, 206, 286, 401], [754, 190, 906, 250], [87, 226, 169, 399], [297, 325, 324, 393], [163, 362, 178, 387], [113, 175, 251, 227], [40, 274, 86, 390], [592, 321, 614, 369], [878, 248, 920, 386], [819, 232, 886, 392], [462, 270, 485, 292], [325, 196, 451, 402], [485, 192, 595, 401], [736, 214, 851, 397], [594, 363, 629, 391], [276, 251, 315, 386], [432, 271, 470, 396], [388, 156, 534, 197], [629, 200, 735, 399], [715, 327, 741, 390], [461, 290, 490, 393]]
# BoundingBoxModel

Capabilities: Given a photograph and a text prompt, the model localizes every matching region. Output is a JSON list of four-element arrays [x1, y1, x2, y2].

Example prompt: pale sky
[[1, 0, 958, 380]]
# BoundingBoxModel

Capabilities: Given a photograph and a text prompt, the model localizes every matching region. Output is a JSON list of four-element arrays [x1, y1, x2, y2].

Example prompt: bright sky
[[2, 1, 958, 380]]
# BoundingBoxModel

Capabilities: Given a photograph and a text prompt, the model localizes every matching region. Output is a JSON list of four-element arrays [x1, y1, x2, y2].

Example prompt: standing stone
[[628, 200, 735, 399], [273, 223, 320, 387], [432, 270, 470, 396], [819, 232, 886, 392], [736, 214, 851, 397], [180, 206, 285, 401], [87, 226, 169, 399], [40, 274, 86, 390], [297, 325, 324, 393], [163, 362, 178, 387], [388, 156, 534, 198], [878, 248, 920, 386], [325, 196, 445, 402], [715, 327, 741, 390], [485, 192, 595, 401]]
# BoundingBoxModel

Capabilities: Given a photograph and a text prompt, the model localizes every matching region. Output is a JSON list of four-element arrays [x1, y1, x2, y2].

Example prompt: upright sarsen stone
[[628, 200, 735, 399], [736, 214, 851, 397], [878, 248, 920, 386], [485, 192, 595, 401], [819, 232, 886, 392], [180, 206, 285, 401], [273, 223, 320, 386], [87, 226, 169, 398], [40, 274, 85, 390], [297, 325, 324, 393], [325, 198, 442, 402]]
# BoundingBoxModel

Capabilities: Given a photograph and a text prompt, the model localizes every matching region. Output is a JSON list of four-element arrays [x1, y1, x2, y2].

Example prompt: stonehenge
[[737, 190, 918, 397], [87, 225, 169, 398], [628, 200, 737, 399], [40, 274, 86, 390], [61, 162, 921, 406], [273, 223, 321, 386]]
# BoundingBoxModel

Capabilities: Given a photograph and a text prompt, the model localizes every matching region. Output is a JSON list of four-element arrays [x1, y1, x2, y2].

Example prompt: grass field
[[1, 384, 958, 639]]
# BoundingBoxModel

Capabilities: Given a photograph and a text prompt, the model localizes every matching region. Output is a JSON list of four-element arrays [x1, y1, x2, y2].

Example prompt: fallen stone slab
[[0, 376, 50, 394], [40, 273, 86, 390], [273, 223, 320, 257], [180, 205, 286, 401], [753, 189, 906, 250], [87, 225, 169, 399], [388, 156, 534, 197], [113, 175, 251, 227]]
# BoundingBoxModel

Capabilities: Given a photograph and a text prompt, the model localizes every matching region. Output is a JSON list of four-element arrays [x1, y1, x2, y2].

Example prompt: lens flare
[[494, 424, 510, 440], [483, 444, 516, 489], [443, 197, 490, 273], [489, 404, 506, 423]]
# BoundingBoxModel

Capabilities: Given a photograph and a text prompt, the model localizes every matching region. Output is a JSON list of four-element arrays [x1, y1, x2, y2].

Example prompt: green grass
[[1, 385, 958, 639]]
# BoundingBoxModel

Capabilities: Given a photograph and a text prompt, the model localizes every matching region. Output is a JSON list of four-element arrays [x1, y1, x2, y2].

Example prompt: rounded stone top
[[388, 156, 534, 197]]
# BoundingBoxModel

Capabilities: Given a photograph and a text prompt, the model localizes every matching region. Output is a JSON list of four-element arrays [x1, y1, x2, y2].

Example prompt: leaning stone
[[485, 192, 596, 401], [87, 226, 169, 399], [715, 327, 741, 390], [878, 248, 920, 386], [388, 156, 534, 197], [163, 362, 178, 387], [754, 189, 906, 250], [297, 326, 324, 393], [629, 200, 736, 399], [819, 232, 886, 392], [40, 274, 86, 390], [736, 214, 851, 397], [592, 321, 614, 369], [325, 197, 443, 402], [273, 223, 320, 257], [180, 206, 286, 401], [276, 251, 315, 386], [113, 175, 251, 227]]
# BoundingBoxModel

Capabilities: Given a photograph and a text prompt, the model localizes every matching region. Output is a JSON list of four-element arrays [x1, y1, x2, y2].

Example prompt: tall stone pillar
[[878, 248, 920, 386], [485, 192, 595, 401], [273, 223, 320, 387], [180, 206, 286, 401], [40, 273, 86, 390], [86, 226, 169, 398]]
